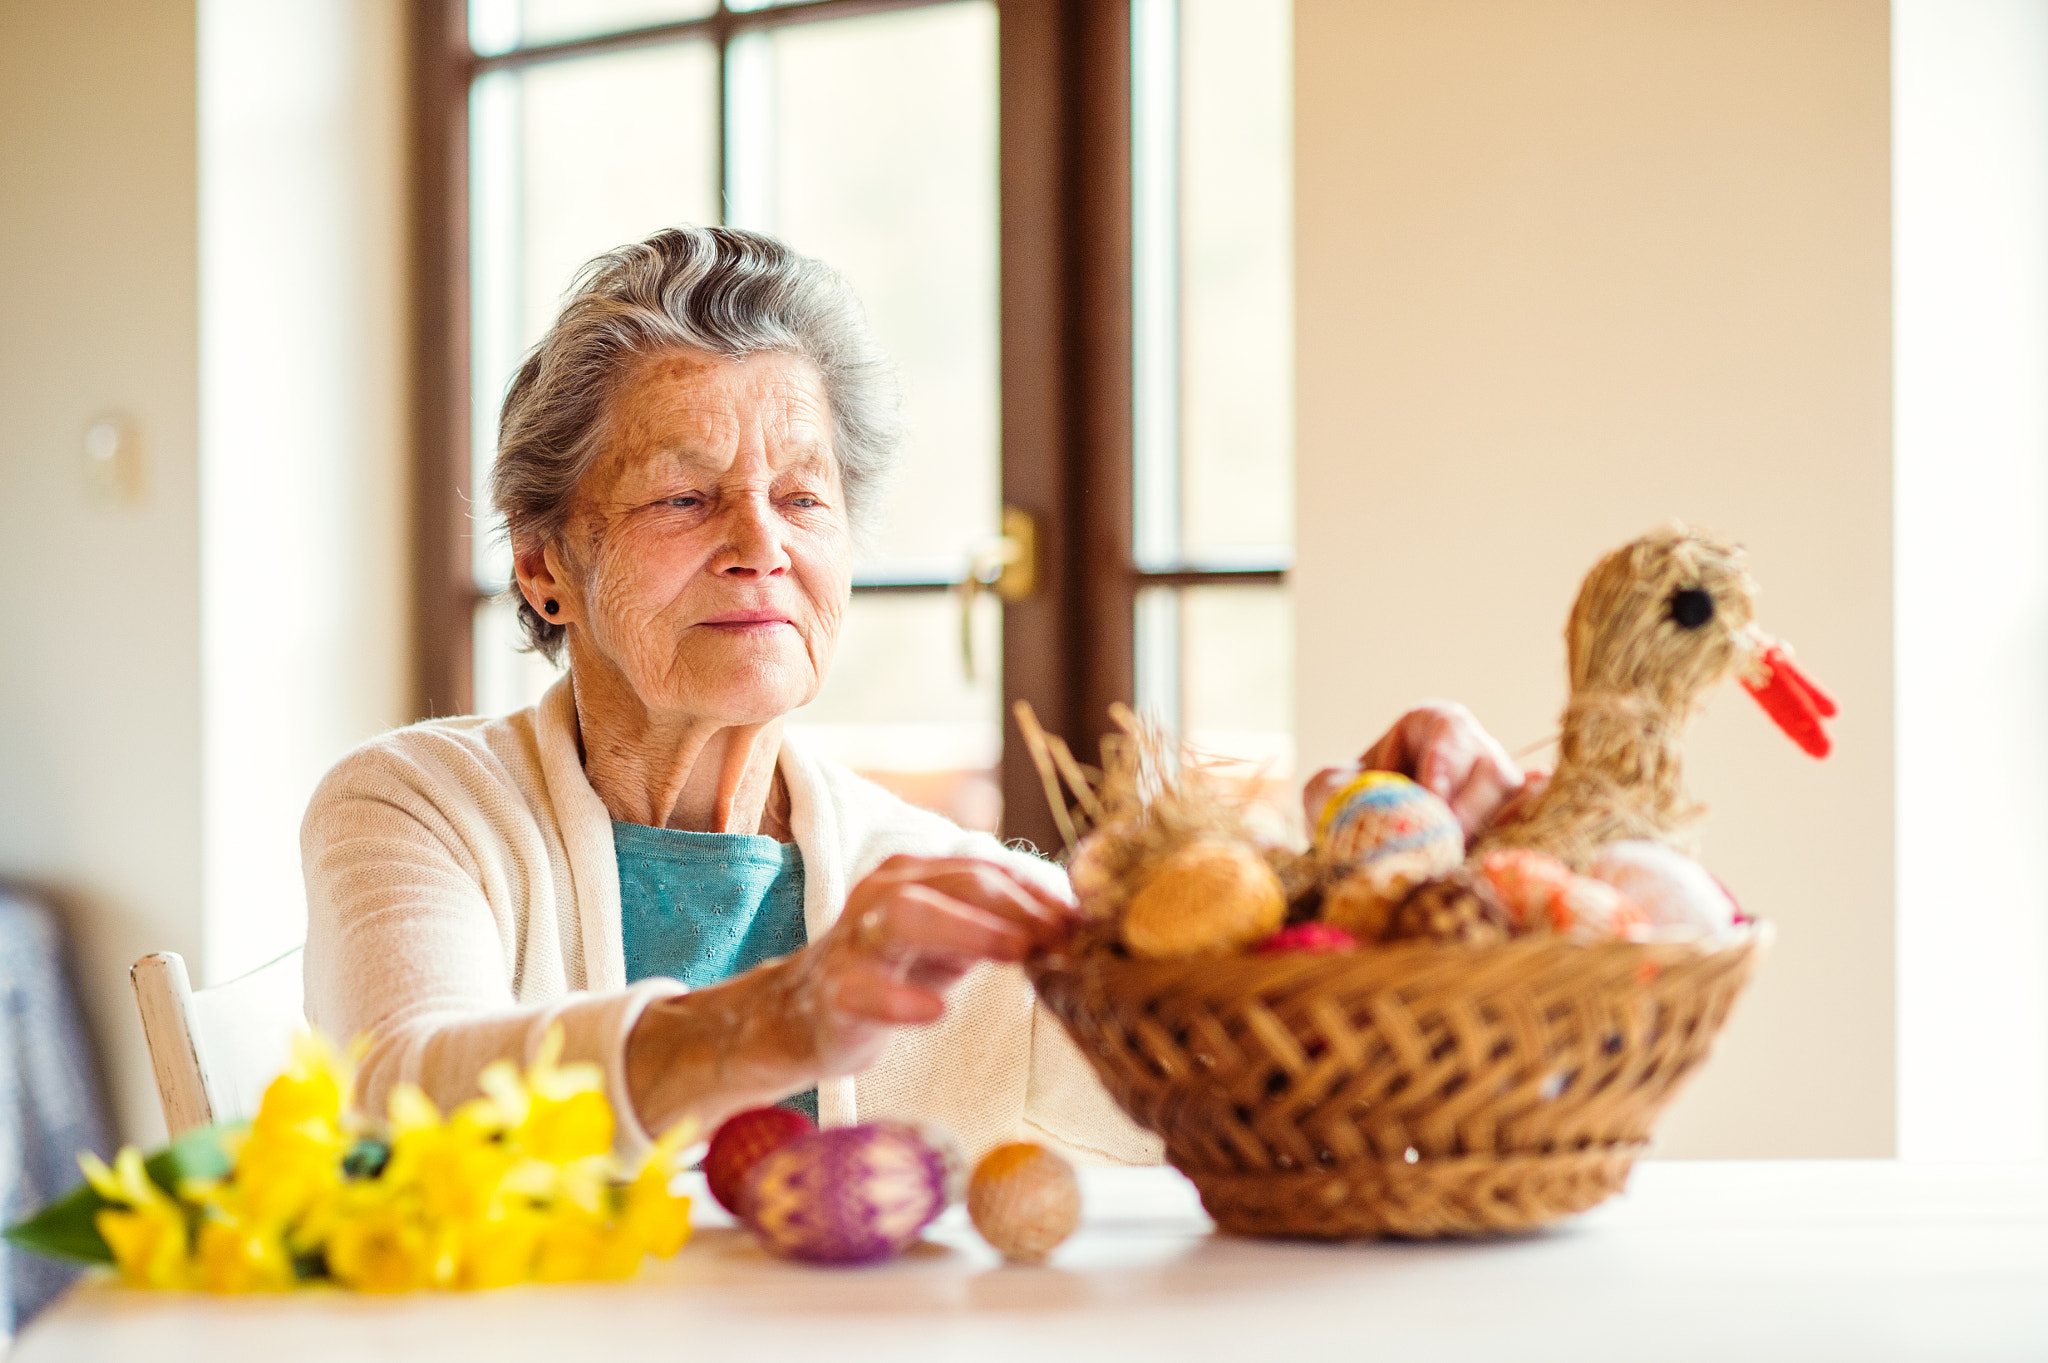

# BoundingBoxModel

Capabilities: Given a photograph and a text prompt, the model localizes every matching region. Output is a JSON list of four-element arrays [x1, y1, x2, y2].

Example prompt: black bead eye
[[1670, 588, 1715, 629]]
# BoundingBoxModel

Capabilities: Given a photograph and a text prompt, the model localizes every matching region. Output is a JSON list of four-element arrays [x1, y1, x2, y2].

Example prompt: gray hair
[[489, 225, 903, 660]]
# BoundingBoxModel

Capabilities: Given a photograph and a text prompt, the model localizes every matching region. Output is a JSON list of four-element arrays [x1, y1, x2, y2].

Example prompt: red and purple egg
[[743, 1120, 952, 1265]]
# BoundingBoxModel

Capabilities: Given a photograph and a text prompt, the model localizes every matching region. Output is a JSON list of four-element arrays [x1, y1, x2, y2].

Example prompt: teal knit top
[[613, 822, 816, 1120]]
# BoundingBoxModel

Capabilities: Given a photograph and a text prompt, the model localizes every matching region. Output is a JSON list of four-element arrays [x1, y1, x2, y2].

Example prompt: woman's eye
[[788, 495, 821, 509], [665, 496, 702, 509]]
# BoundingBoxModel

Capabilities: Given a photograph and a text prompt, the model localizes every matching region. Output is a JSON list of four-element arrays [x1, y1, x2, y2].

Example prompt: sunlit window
[[465, 0, 1002, 829], [1131, 0, 1295, 806]]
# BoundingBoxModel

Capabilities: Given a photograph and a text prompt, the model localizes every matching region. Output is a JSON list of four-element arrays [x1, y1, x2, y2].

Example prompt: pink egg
[[1588, 840, 1739, 935], [1256, 922, 1359, 955], [743, 1122, 950, 1265]]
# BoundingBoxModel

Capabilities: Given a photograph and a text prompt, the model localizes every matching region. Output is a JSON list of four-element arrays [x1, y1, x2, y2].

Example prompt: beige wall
[[0, 0, 414, 1145], [0, 0, 204, 1145], [200, 0, 415, 985], [1294, 1, 1894, 1155]]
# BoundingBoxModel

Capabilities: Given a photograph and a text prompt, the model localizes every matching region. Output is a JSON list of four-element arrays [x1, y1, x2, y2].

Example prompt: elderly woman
[[303, 227, 1530, 1163]]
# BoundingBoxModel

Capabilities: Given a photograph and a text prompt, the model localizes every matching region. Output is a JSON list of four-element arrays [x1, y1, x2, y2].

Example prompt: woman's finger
[[883, 860, 1074, 942], [1487, 769, 1550, 831], [855, 882, 1035, 964], [1413, 719, 1478, 800]]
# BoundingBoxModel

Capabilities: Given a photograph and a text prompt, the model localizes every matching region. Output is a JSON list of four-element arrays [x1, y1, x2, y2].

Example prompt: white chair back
[[130, 947, 305, 1137]]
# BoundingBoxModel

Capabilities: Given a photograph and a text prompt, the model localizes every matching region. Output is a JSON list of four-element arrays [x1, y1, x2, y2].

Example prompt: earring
[[544, 600, 560, 616]]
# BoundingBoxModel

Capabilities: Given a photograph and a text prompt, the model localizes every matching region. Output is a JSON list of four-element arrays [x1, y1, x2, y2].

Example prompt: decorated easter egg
[[891, 1118, 966, 1206], [705, 1105, 815, 1218], [744, 1123, 950, 1265], [1588, 840, 1739, 935], [967, 1143, 1081, 1265], [1474, 848, 1646, 940], [1388, 870, 1512, 946], [1256, 922, 1359, 955], [1316, 772, 1464, 878], [1318, 848, 1444, 940], [1121, 840, 1286, 959]]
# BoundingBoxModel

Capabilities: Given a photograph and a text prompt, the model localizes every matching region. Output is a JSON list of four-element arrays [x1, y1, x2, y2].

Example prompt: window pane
[[728, 1, 1001, 576], [788, 592, 1003, 831], [1132, 0, 1295, 821], [729, 1, 1004, 827], [1180, 0, 1292, 563], [1137, 583, 1294, 818], [517, 44, 722, 357], [470, 41, 720, 693], [470, 0, 718, 56]]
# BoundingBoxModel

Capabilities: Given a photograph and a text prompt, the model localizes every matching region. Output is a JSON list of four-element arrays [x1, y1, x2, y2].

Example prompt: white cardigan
[[301, 677, 1159, 1166]]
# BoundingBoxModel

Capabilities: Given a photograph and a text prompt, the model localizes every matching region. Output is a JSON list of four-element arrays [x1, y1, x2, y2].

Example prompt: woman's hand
[[1304, 701, 1539, 840], [625, 856, 1073, 1138]]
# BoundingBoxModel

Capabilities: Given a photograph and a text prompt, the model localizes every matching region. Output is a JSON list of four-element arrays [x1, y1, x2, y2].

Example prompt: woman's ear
[[513, 538, 577, 627]]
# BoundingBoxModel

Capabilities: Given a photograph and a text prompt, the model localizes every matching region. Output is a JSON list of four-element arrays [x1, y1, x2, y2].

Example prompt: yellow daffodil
[[250, 1032, 355, 1139], [195, 1217, 295, 1293], [620, 1165, 692, 1259], [81, 1149, 194, 1289], [227, 1033, 353, 1226], [60, 1026, 693, 1296], [480, 1027, 614, 1164], [619, 1122, 697, 1258], [454, 1205, 546, 1290], [381, 1085, 518, 1225], [532, 1209, 640, 1283], [325, 1199, 452, 1293]]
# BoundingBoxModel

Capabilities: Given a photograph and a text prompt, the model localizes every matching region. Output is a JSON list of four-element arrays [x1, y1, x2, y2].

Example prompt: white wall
[[0, 0, 204, 1146], [1295, 0, 1896, 1156], [1894, 0, 2048, 1161], [200, 0, 415, 984], [0, 0, 413, 1145]]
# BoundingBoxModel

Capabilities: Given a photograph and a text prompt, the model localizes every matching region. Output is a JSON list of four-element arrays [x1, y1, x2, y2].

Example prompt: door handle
[[959, 506, 1038, 681]]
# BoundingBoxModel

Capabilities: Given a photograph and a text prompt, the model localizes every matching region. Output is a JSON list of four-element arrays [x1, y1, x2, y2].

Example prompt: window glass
[[470, 0, 719, 57], [729, 1, 1002, 576], [788, 592, 1003, 832], [1179, 0, 1293, 564], [470, 43, 721, 595], [465, 3, 1005, 837], [1137, 582, 1294, 818], [1132, 0, 1295, 810], [732, 1, 1004, 822]]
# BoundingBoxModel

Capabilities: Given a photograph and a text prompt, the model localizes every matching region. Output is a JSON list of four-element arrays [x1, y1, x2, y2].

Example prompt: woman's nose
[[715, 497, 792, 578]]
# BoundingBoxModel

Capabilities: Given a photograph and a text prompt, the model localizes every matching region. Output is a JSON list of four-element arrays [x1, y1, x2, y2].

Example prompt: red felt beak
[[1740, 642, 1837, 758]]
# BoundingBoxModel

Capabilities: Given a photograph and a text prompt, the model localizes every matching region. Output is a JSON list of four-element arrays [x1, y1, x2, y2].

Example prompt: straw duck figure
[[1477, 524, 1835, 871]]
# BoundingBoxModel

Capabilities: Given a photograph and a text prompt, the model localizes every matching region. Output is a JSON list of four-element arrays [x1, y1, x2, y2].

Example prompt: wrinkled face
[[531, 347, 852, 724]]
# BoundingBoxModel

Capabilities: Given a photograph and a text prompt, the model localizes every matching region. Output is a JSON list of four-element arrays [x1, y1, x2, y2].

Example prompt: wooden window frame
[[410, 0, 1277, 853]]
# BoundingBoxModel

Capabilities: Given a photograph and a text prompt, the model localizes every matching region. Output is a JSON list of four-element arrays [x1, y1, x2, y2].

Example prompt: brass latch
[[959, 505, 1038, 680]]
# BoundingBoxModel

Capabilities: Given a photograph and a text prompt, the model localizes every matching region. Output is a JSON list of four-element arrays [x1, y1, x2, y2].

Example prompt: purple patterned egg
[[743, 1122, 950, 1265]]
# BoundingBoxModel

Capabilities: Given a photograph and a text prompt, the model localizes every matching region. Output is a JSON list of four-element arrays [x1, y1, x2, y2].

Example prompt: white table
[[16, 1161, 2048, 1362]]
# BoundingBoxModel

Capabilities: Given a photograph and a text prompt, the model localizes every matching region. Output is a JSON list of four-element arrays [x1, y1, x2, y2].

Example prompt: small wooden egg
[[1316, 772, 1464, 878], [1588, 840, 1739, 935], [968, 1143, 1080, 1265], [704, 1105, 815, 1217], [1121, 840, 1286, 959], [744, 1123, 949, 1265]]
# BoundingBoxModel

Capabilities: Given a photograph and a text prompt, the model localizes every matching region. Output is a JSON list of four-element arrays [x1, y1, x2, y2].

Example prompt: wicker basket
[[1030, 926, 1767, 1238]]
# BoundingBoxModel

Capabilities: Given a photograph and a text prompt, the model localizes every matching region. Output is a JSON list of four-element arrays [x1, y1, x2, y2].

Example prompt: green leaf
[[3, 1124, 243, 1267]]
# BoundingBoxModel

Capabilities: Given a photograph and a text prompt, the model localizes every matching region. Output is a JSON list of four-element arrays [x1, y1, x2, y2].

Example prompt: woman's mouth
[[698, 610, 795, 631]]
